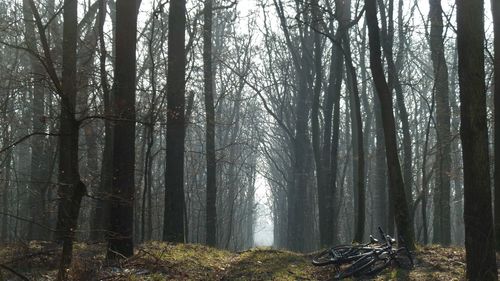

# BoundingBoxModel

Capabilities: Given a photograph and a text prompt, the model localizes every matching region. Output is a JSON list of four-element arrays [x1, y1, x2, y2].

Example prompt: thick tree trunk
[[107, 0, 138, 259], [203, 0, 217, 247], [373, 96, 388, 232], [378, 0, 413, 218], [163, 0, 187, 243], [56, 0, 86, 278], [492, 0, 500, 252], [429, 0, 451, 245], [288, 70, 310, 252], [311, 0, 333, 247], [365, 0, 414, 249], [457, 0, 497, 279]]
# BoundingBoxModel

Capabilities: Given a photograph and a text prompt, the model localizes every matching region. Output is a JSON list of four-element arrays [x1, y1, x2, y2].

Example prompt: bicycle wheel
[[312, 248, 336, 266], [355, 257, 390, 277], [312, 245, 375, 266], [332, 254, 375, 279]]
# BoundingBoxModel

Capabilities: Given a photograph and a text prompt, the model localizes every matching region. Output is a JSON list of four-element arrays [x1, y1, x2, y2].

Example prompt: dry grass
[[0, 242, 470, 280], [370, 245, 466, 281]]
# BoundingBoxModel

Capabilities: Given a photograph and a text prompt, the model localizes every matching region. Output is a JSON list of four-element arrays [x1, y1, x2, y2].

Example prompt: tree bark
[[1, 94, 12, 243], [492, 0, 500, 252], [429, 0, 451, 245], [339, 0, 365, 243], [365, 0, 414, 249], [107, 0, 138, 259], [56, 0, 86, 278], [311, 0, 336, 247], [457, 0, 497, 279], [378, 0, 413, 217], [203, 0, 217, 247], [90, 0, 112, 243], [163, 0, 187, 243], [273, 0, 312, 252], [373, 93, 388, 232]]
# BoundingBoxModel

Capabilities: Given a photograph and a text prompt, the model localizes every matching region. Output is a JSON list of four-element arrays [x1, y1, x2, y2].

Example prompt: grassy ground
[[0, 242, 468, 280]]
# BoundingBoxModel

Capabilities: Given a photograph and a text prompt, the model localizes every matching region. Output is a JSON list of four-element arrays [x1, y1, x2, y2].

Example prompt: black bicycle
[[311, 235, 382, 266], [312, 227, 413, 280]]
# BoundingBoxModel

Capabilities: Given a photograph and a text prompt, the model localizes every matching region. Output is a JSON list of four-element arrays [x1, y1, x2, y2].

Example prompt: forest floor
[[0, 241, 469, 280]]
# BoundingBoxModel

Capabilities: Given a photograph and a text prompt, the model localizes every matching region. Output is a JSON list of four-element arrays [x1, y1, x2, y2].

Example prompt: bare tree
[[90, 0, 112, 243], [163, 0, 187, 243], [204, 0, 217, 247], [457, 0, 497, 279], [429, 0, 451, 245], [54, 0, 86, 277], [107, 0, 139, 259], [364, 0, 414, 249], [492, 0, 500, 251]]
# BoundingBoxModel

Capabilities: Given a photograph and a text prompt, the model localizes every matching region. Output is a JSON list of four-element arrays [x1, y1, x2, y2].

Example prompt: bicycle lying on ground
[[312, 227, 413, 279]]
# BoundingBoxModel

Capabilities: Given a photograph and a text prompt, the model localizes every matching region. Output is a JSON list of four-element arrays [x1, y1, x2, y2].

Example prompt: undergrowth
[[0, 242, 470, 280]]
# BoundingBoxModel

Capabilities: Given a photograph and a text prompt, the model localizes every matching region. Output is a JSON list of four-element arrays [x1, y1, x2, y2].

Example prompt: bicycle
[[311, 235, 382, 266], [312, 227, 413, 280]]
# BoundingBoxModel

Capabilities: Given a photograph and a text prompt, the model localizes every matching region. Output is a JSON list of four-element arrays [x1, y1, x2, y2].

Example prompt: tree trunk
[[322, 0, 345, 246], [20, 0, 35, 241], [421, 97, 435, 245], [311, 0, 335, 247], [273, 0, 312, 252], [1, 95, 12, 243], [329, 51, 343, 245], [365, 0, 414, 249], [204, 0, 217, 247], [342, 46, 365, 244], [56, 0, 86, 278], [492, 0, 500, 252], [429, 0, 451, 245], [163, 0, 187, 243], [107, 0, 138, 259], [378, 0, 413, 217], [23, 0, 50, 241], [374, 95, 388, 232], [90, 0, 112, 243], [457, 0, 497, 279], [288, 62, 311, 252]]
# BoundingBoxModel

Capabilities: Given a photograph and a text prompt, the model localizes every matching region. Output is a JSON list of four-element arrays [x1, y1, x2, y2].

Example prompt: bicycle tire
[[332, 254, 375, 279], [312, 248, 336, 266], [312, 245, 373, 266], [356, 256, 390, 277]]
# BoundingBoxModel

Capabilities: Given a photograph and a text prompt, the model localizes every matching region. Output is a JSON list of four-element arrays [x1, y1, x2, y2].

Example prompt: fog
[[253, 173, 274, 247]]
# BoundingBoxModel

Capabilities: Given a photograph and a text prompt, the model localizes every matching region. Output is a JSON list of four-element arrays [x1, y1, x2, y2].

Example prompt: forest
[[0, 0, 498, 280]]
